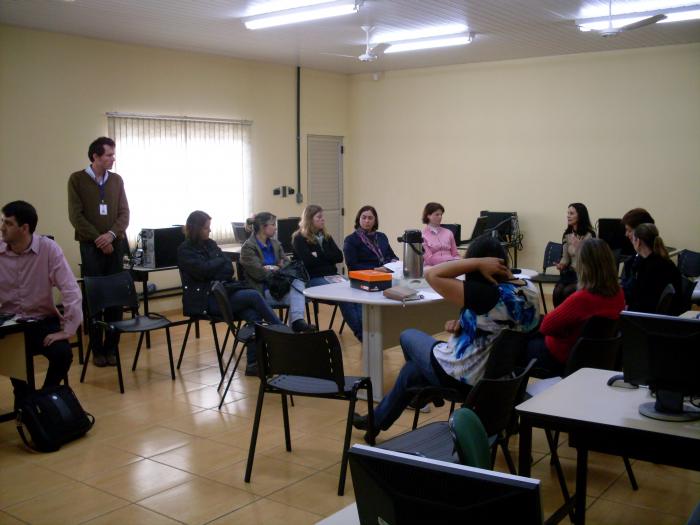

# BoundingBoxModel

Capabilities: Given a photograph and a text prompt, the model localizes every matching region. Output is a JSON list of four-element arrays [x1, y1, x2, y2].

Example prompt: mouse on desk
[[607, 373, 639, 389]]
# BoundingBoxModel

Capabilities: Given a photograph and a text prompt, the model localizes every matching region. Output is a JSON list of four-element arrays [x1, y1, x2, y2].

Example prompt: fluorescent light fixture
[[384, 33, 473, 54], [576, 4, 700, 31], [244, 1, 358, 29], [373, 24, 469, 44], [245, 0, 336, 18]]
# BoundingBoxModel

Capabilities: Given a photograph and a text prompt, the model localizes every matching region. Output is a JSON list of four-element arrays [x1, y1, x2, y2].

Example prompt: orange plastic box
[[348, 270, 393, 292]]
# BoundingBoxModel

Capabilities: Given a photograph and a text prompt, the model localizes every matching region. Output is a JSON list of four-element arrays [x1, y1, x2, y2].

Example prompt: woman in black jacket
[[292, 205, 362, 341], [177, 210, 282, 374]]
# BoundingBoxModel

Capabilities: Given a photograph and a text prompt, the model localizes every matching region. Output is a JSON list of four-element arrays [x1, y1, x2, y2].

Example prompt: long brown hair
[[185, 210, 211, 244], [293, 204, 329, 244], [576, 238, 620, 297], [633, 223, 669, 259]]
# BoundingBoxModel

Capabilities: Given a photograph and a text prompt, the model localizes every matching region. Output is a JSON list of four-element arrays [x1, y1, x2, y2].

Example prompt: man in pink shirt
[[0, 201, 81, 402]]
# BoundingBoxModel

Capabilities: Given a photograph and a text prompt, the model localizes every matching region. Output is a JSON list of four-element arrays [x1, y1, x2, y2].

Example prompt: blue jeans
[[307, 277, 363, 341], [263, 279, 306, 324], [373, 329, 444, 431]]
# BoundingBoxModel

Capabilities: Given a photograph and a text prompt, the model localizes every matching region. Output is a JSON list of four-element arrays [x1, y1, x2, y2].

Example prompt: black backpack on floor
[[16, 385, 95, 452]]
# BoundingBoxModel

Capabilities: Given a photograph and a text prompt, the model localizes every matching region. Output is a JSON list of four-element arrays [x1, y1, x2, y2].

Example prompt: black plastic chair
[[80, 271, 174, 394], [678, 249, 700, 279], [175, 269, 230, 377], [244, 324, 374, 496], [209, 281, 258, 409], [529, 242, 563, 313]]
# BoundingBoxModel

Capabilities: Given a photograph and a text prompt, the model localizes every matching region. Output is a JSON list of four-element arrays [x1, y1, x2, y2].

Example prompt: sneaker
[[93, 353, 108, 367], [352, 412, 369, 430], [245, 363, 259, 377], [291, 319, 317, 333], [106, 352, 118, 367]]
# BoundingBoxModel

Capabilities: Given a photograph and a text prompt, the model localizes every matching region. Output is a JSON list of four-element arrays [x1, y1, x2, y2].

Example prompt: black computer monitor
[[276, 217, 299, 254], [231, 222, 249, 243], [480, 210, 516, 239], [349, 445, 543, 525], [621, 311, 700, 422]]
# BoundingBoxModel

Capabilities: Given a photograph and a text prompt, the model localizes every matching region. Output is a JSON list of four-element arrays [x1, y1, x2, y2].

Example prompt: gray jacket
[[239, 236, 289, 294]]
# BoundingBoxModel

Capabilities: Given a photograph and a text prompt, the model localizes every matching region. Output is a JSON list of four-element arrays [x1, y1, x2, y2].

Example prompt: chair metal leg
[[412, 405, 420, 430], [211, 322, 224, 376], [176, 320, 193, 369], [365, 382, 375, 445], [313, 301, 320, 328], [131, 332, 146, 371], [328, 304, 339, 330], [194, 318, 200, 338], [165, 327, 175, 380], [550, 430, 560, 465], [545, 429, 575, 522], [538, 282, 548, 314], [623, 456, 639, 490], [80, 339, 92, 383], [339, 319, 345, 334], [244, 384, 265, 483], [76, 327, 84, 365], [305, 302, 311, 323], [338, 397, 356, 496], [115, 347, 125, 394], [218, 342, 246, 408], [218, 339, 239, 391], [501, 440, 517, 474], [281, 393, 292, 452], [490, 441, 499, 469]]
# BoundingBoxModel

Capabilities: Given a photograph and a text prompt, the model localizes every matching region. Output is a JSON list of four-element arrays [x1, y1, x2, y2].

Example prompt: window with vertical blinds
[[107, 114, 252, 245]]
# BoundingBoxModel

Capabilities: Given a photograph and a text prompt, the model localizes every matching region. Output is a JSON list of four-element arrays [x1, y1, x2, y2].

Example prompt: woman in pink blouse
[[421, 202, 460, 267]]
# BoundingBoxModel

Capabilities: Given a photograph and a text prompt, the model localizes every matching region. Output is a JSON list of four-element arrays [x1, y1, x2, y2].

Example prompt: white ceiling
[[2, 0, 700, 74]]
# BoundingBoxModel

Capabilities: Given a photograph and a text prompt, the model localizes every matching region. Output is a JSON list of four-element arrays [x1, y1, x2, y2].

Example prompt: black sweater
[[292, 233, 344, 278], [177, 239, 234, 316], [623, 253, 682, 314]]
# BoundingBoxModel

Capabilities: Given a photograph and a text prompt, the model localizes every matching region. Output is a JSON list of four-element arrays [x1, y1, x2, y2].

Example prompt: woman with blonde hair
[[524, 238, 625, 377], [624, 223, 682, 314], [292, 205, 362, 341]]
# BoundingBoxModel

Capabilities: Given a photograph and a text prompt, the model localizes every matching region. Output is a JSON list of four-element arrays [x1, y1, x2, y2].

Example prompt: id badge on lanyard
[[98, 178, 108, 215]]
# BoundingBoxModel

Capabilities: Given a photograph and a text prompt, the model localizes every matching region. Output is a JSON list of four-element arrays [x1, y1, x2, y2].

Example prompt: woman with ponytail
[[624, 223, 682, 314]]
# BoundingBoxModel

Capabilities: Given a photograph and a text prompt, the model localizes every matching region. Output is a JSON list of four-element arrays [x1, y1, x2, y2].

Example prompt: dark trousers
[[11, 317, 73, 399], [524, 333, 565, 378], [80, 240, 125, 356]]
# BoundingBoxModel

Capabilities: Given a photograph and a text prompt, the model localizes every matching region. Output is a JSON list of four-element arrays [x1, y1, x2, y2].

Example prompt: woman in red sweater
[[526, 238, 625, 376]]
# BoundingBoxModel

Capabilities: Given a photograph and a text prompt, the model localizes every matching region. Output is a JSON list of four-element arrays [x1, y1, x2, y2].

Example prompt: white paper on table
[[383, 261, 404, 274]]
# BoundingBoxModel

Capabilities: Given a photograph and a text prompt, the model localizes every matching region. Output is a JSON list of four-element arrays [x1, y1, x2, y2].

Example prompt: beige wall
[[0, 25, 349, 307], [347, 44, 700, 269]]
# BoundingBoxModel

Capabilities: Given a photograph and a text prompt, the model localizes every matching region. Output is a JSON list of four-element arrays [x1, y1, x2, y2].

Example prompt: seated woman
[[525, 238, 625, 377], [343, 205, 398, 272], [352, 236, 539, 442], [624, 223, 682, 314], [292, 205, 362, 341], [177, 210, 283, 375], [620, 207, 655, 289], [421, 201, 460, 268], [240, 212, 315, 333], [553, 202, 596, 307]]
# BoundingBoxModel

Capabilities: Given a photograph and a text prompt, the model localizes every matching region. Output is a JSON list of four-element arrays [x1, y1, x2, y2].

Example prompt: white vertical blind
[[107, 114, 252, 245]]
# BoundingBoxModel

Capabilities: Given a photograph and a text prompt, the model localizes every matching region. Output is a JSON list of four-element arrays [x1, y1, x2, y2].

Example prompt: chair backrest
[[255, 324, 346, 392], [678, 250, 700, 279], [542, 242, 563, 273], [441, 224, 461, 244], [448, 408, 491, 470], [564, 316, 622, 377], [483, 329, 530, 380], [211, 281, 236, 327], [83, 271, 138, 318], [656, 283, 676, 315], [464, 359, 535, 438]]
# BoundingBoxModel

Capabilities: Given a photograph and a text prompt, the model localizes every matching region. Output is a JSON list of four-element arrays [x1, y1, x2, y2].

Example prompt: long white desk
[[517, 368, 700, 525], [304, 281, 455, 401]]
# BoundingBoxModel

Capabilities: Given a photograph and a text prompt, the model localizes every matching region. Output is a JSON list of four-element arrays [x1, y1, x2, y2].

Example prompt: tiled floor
[[0, 304, 697, 524]]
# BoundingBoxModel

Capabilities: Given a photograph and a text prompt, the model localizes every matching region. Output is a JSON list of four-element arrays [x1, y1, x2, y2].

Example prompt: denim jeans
[[263, 279, 306, 324], [372, 329, 444, 431], [307, 277, 363, 341]]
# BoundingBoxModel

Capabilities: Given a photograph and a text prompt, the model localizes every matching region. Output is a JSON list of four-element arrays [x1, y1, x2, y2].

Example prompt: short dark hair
[[354, 205, 379, 231], [253, 212, 276, 233], [422, 202, 445, 224], [184, 210, 211, 244], [2, 201, 38, 233], [88, 137, 116, 162], [621, 208, 655, 229]]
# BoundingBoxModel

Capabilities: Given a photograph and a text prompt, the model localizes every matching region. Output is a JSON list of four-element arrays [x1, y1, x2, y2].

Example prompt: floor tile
[[82, 503, 183, 524], [267, 470, 356, 517], [158, 409, 250, 438], [138, 477, 257, 525], [585, 497, 686, 525], [261, 433, 349, 470], [0, 462, 74, 509], [103, 426, 195, 458], [150, 438, 247, 475], [3, 482, 127, 525], [207, 498, 321, 525], [33, 442, 141, 481]]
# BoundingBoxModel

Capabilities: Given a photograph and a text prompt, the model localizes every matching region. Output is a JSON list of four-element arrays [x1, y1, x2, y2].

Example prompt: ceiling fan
[[322, 25, 389, 62], [595, 0, 667, 37]]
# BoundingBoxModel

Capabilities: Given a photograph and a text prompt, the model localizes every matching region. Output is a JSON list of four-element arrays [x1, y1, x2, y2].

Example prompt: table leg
[[575, 447, 588, 525], [518, 418, 532, 477], [361, 304, 384, 402], [141, 276, 151, 348]]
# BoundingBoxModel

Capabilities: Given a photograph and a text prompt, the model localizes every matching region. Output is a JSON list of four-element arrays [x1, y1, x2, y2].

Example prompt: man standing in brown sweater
[[68, 137, 130, 367]]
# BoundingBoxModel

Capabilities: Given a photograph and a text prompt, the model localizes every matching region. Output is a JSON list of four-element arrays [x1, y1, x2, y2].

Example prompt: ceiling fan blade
[[620, 13, 666, 32], [319, 52, 358, 59], [369, 42, 389, 55]]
